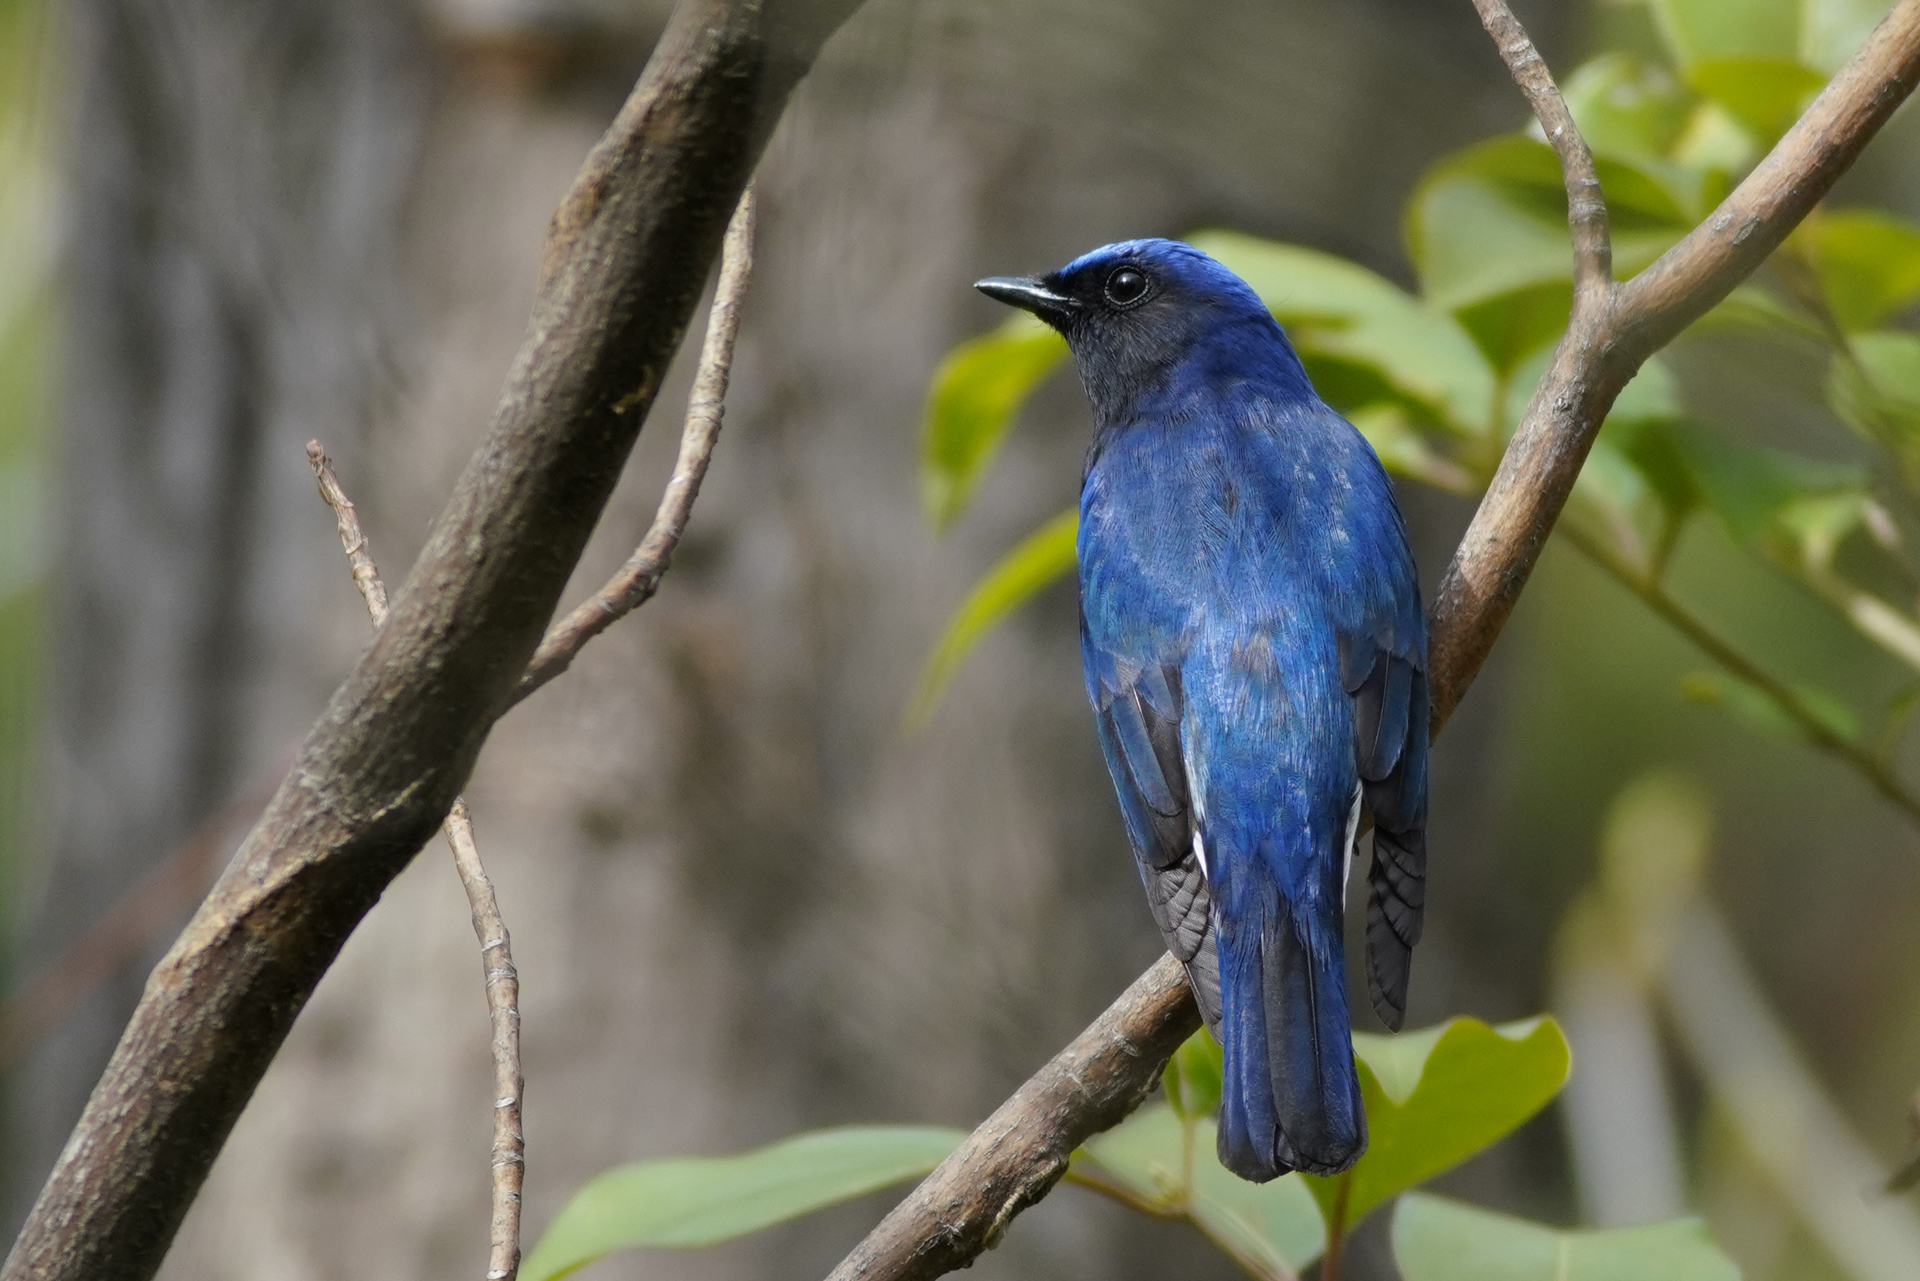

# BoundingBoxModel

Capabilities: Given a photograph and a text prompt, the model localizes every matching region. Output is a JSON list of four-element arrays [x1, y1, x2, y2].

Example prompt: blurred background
[[2, 0, 1920, 1278]]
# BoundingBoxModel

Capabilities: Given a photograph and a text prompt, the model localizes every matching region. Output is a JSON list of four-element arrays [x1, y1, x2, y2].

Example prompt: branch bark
[[829, 956, 1199, 1281], [309, 443, 527, 1281], [514, 183, 757, 707], [829, 3, 1920, 1278], [2, 3, 861, 1279]]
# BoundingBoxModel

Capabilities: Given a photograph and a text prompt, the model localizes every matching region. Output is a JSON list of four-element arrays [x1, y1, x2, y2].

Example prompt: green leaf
[[1681, 669, 1862, 743], [1165, 1028, 1225, 1123], [1664, 421, 1866, 546], [1452, 282, 1574, 380], [1650, 0, 1800, 66], [1611, 355, 1685, 425], [1832, 328, 1920, 441], [521, 1126, 965, 1281], [0, 458, 44, 605], [1406, 137, 1689, 367], [1392, 1193, 1740, 1281], [920, 314, 1068, 530], [1691, 282, 1824, 341], [908, 509, 1077, 726], [1687, 56, 1826, 140], [1189, 229, 1495, 435], [1670, 100, 1762, 174], [1302, 1017, 1571, 1233], [1804, 209, 1920, 331], [1561, 53, 1696, 166], [1078, 1103, 1326, 1275], [1350, 405, 1476, 494]]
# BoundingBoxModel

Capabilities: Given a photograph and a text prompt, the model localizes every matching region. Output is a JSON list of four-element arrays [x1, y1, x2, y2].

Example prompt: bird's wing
[[1339, 630, 1429, 1030], [1084, 644, 1224, 1038]]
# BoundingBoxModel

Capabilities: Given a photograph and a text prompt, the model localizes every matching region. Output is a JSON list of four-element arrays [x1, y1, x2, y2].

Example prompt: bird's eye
[[1104, 266, 1151, 308]]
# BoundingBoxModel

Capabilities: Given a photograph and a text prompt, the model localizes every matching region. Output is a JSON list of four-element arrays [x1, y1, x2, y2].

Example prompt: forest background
[[5, 0, 1920, 1279]]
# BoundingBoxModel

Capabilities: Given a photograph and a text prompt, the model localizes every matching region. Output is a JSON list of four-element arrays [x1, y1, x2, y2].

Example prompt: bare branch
[[444, 799, 524, 1281], [309, 444, 526, 1281], [3, 3, 864, 1277], [825, 955, 1198, 1281], [830, 5, 1920, 1278], [1470, 0, 1611, 297], [310, 445, 391, 625], [514, 183, 757, 707]]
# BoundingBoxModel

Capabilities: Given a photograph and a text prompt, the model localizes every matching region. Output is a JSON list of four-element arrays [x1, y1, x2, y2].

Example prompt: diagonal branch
[[828, 4, 1920, 1279], [2, 4, 864, 1279], [1429, 0, 1920, 728], [829, 956, 1198, 1281]]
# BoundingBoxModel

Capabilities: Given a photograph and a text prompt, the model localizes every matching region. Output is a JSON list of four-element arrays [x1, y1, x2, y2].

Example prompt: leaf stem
[[1564, 524, 1920, 828], [1319, 1174, 1353, 1281]]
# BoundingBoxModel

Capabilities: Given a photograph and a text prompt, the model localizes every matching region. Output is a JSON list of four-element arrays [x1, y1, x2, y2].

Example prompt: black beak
[[975, 276, 1079, 327]]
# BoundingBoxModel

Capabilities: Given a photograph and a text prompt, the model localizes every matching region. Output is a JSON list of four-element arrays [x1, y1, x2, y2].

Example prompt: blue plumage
[[978, 240, 1428, 1181]]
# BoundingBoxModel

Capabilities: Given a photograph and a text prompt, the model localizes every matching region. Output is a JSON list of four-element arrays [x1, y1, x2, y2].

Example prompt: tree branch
[[1430, 0, 1920, 727], [825, 955, 1198, 1281], [1470, 0, 1610, 297], [2, 4, 863, 1278], [309, 443, 527, 1281], [513, 183, 756, 708], [444, 798, 524, 1281], [829, 3, 1920, 1278]]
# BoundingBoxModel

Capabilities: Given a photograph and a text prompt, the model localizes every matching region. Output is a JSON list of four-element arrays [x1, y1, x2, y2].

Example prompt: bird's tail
[[1215, 894, 1365, 1181]]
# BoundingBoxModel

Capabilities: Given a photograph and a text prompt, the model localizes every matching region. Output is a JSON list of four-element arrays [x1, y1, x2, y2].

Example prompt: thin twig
[[1060, 1167, 1300, 1281], [308, 443, 525, 1281], [1470, 0, 1611, 297], [443, 798, 524, 1281], [827, 6, 1920, 1279], [1563, 525, 1920, 828], [511, 184, 756, 709]]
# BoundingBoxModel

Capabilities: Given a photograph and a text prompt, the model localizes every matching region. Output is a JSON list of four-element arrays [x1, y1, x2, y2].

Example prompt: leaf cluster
[[914, 0, 1920, 815]]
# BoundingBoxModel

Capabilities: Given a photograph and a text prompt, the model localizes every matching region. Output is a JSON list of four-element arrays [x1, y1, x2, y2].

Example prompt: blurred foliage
[[527, 1017, 1589, 1280], [0, 0, 50, 958], [1300, 1017, 1569, 1236], [1392, 1193, 1741, 1281], [520, 1126, 966, 1281]]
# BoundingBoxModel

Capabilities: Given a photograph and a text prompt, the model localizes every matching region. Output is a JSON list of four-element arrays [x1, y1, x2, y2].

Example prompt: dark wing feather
[[1341, 634, 1428, 1030], [1093, 662, 1223, 1037]]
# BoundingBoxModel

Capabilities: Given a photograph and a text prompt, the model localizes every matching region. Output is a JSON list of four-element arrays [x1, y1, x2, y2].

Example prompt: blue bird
[[977, 240, 1428, 1181]]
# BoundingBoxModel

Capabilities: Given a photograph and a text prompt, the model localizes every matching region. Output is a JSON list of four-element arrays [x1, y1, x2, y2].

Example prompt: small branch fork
[[513, 185, 756, 709], [828, 3, 1920, 1279], [3, 0, 838, 1267], [301, 183, 755, 1281], [310, 446, 527, 1281]]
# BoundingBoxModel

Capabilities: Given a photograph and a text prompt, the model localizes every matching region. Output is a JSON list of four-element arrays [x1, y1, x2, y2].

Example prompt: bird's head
[[976, 238, 1299, 424]]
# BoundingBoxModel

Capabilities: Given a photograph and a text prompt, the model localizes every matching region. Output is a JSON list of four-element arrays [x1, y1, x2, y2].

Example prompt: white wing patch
[[1185, 753, 1209, 882], [1341, 783, 1363, 911]]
